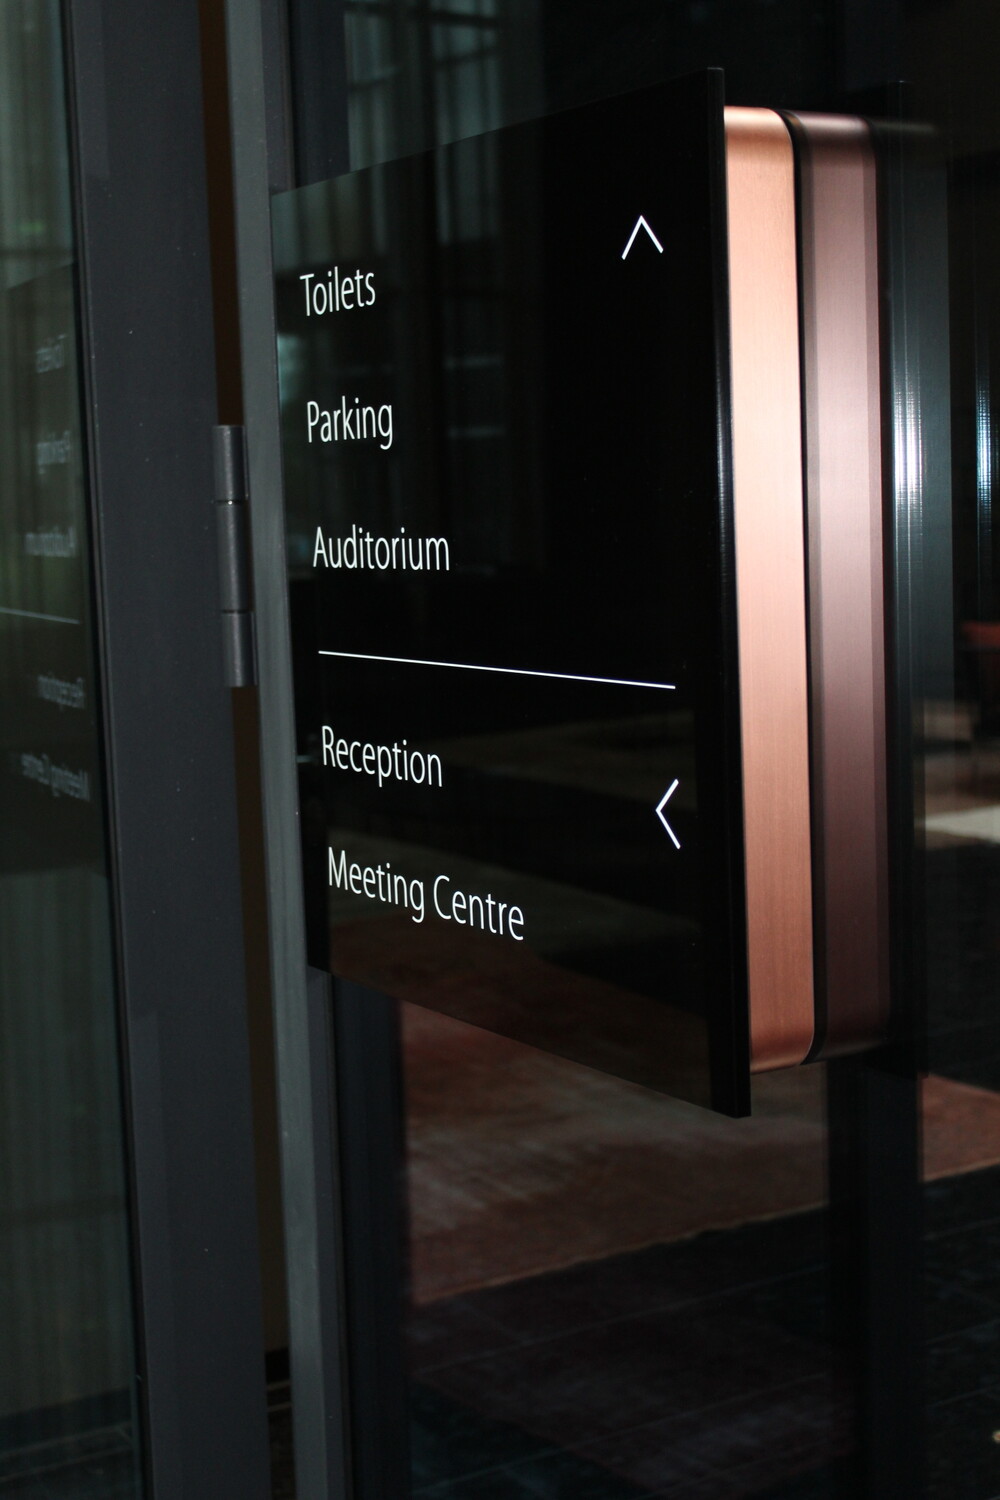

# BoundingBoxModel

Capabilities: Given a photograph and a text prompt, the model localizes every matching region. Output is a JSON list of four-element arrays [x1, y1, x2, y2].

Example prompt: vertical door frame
[[223, 1, 353, 1496], [63, 0, 271, 1492]]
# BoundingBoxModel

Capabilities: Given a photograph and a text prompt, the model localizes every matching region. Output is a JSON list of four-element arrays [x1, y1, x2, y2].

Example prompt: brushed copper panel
[[788, 113, 889, 1052], [724, 108, 815, 1070]]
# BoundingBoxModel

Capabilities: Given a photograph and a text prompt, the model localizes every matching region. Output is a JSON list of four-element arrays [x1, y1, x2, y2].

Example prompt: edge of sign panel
[[725, 108, 816, 1075], [788, 112, 890, 1062]]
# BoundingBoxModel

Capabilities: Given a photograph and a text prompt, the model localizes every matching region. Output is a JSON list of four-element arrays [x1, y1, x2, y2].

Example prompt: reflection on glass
[[284, 0, 1000, 1495], [344, 0, 539, 170], [0, 1, 143, 1494]]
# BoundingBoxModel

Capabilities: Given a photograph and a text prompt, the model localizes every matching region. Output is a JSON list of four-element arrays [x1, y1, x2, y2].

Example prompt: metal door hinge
[[213, 425, 257, 687]]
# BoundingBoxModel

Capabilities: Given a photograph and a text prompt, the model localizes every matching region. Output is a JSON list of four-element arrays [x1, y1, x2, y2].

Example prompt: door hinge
[[213, 425, 257, 687]]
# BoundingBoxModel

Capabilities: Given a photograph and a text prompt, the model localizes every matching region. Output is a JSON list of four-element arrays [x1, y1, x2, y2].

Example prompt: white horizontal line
[[0, 605, 80, 625], [318, 650, 675, 691]]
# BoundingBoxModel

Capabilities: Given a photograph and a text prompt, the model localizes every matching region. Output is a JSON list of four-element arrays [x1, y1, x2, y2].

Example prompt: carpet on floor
[[403, 1002, 1000, 1304]]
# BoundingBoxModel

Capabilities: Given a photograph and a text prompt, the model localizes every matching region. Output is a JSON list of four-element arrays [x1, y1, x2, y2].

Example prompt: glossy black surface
[[273, 74, 749, 1112]]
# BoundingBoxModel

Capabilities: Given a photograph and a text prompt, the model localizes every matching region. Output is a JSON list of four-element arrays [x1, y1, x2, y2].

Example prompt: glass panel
[[282, 1, 1000, 1496], [0, 2, 144, 1494]]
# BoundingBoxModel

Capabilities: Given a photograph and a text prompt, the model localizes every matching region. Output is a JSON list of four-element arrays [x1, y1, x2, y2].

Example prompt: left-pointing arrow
[[656, 779, 681, 849]]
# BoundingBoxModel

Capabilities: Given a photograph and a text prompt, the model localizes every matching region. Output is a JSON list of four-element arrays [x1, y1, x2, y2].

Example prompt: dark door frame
[[223, 2, 353, 1497], [63, 0, 271, 1492]]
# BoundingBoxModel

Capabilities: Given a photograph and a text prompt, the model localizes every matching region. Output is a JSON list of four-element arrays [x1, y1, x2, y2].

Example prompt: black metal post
[[827, 1056, 925, 1499]]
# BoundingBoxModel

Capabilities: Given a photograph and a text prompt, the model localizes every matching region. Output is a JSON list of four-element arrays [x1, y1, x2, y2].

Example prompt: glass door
[[228, 2, 1000, 1496], [1, 1, 274, 1493]]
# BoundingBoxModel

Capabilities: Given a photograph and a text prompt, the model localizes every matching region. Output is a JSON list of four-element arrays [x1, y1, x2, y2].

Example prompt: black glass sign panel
[[273, 74, 749, 1112]]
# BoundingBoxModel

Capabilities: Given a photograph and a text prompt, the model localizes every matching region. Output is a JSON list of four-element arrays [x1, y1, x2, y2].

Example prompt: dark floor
[[403, 1208, 842, 1500], [261, 1165, 1000, 1499], [5, 1167, 1000, 1497]]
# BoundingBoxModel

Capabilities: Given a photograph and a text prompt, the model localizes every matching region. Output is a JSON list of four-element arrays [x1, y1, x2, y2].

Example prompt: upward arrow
[[621, 215, 664, 260]]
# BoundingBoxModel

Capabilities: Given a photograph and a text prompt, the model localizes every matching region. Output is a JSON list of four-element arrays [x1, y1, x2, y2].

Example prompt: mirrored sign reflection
[[0, 6, 143, 1493]]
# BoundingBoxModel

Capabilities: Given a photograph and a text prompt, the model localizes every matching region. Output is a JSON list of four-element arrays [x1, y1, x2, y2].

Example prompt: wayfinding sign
[[272, 73, 751, 1112]]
